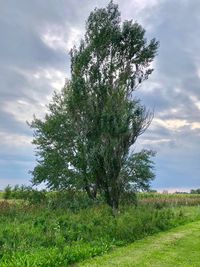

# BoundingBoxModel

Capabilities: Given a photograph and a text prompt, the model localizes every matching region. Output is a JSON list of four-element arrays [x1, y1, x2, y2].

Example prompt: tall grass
[[0, 197, 200, 266]]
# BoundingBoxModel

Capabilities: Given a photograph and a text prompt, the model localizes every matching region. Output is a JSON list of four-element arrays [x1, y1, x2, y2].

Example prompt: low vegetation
[[138, 192, 200, 207], [79, 219, 200, 266], [1, 189, 200, 266]]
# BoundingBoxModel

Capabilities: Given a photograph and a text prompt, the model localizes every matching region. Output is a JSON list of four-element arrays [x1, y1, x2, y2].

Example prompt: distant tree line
[[190, 189, 200, 194]]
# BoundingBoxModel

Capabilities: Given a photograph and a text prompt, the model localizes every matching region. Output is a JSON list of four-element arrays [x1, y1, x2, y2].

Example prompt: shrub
[[3, 185, 12, 200], [2, 185, 46, 204]]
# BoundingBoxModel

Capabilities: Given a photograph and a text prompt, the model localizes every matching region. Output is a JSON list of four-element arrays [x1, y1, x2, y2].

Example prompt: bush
[[3, 185, 12, 200], [46, 190, 103, 212], [120, 191, 137, 206], [2, 185, 46, 204]]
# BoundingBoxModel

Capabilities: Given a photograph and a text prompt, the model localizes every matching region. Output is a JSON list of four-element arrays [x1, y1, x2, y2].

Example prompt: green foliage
[[191, 188, 200, 194], [79, 220, 200, 267], [0, 197, 200, 266], [29, 1, 158, 210], [46, 190, 102, 211], [3, 185, 12, 200], [120, 149, 156, 192], [3, 185, 46, 204], [1, 243, 110, 267], [120, 191, 138, 206]]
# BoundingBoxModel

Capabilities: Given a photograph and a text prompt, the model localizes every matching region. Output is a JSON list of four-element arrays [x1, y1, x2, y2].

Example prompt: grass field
[[1, 192, 200, 266], [79, 220, 200, 267]]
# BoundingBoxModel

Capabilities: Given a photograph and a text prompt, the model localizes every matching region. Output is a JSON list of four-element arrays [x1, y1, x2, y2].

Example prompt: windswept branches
[[30, 1, 158, 211]]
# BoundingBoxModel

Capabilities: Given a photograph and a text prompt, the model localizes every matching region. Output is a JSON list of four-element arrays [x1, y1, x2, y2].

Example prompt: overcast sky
[[0, 0, 200, 191]]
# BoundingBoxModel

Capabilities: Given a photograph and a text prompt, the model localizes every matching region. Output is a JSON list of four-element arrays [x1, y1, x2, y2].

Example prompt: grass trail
[[78, 220, 200, 267]]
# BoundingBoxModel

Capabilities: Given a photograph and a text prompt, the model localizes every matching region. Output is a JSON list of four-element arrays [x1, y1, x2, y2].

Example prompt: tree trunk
[[110, 183, 120, 216], [85, 184, 96, 200], [103, 178, 120, 216]]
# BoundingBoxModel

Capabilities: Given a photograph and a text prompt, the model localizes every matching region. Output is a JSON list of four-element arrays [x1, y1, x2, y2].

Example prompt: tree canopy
[[30, 1, 158, 210]]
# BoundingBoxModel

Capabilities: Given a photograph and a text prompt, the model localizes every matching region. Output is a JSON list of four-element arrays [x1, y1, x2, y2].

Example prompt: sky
[[0, 0, 200, 192]]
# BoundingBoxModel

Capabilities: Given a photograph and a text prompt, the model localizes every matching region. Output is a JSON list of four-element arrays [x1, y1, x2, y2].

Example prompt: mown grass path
[[78, 220, 200, 267]]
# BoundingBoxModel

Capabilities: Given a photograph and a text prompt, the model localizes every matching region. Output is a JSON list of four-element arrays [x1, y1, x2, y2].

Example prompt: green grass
[[1, 191, 200, 266], [78, 219, 200, 267], [1, 201, 200, 266]]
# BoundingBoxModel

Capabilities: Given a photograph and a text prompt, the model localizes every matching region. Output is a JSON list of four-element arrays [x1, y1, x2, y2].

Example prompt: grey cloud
[[0, 0, 200, 190], [0, 111, 31, 135]]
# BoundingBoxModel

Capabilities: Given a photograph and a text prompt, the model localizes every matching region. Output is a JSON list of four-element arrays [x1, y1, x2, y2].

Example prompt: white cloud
[[119, 0, 159, 30], [190, 95, 200, 110], [141, 138, 171, 145], [152, 118, 200, 131], [0, 131, 32, 148], [2, 99, 46, 123], [2, 67, 66, 123], [191, 122, 200, 130], [41, 25, 82, 52], [132, 0, 159, 10], [154, 118, 188, 130]]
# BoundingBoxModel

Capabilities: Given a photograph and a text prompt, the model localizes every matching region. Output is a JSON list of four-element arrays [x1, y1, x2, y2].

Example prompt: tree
[[119, 150, 156, 192], [30, 1, 158, 211], [190, 189, 200, 194]]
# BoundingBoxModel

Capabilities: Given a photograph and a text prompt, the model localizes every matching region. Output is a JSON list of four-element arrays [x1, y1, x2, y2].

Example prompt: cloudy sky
[[0, 0, 200, 191]]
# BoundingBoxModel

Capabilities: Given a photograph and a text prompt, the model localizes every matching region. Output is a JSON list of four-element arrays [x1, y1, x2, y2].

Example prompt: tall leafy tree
[[30, 1, 158, 210]]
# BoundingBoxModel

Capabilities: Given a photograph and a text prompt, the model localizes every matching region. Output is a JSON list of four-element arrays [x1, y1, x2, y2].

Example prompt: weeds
[[0, 197, 200, 266]]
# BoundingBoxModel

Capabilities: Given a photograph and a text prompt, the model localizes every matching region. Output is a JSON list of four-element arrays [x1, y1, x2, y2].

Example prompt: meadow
[[0, 190, 200, 266], [79, 220, 200, 266]]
